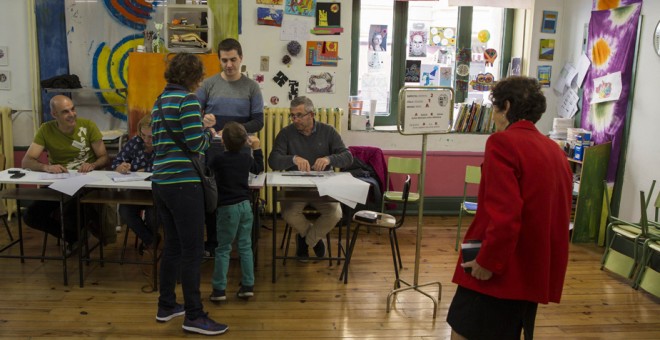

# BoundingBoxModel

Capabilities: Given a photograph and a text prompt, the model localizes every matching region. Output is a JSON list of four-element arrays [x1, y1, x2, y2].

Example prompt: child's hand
[[248, 135, 261, 150]]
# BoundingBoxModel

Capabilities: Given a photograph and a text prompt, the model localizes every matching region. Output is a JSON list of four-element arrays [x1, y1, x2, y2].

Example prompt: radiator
[[259, 107, 343, 213], [0, 107, 16, 219]]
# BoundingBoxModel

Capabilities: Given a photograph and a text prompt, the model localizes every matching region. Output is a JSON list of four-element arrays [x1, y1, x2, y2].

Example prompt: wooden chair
[[341, 175, 411, 288], [601, 181, 656, 281], [455, 165, 481, 251]]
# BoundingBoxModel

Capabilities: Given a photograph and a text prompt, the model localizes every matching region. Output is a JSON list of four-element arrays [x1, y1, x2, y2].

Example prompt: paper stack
[[549, 118, 573, 140]]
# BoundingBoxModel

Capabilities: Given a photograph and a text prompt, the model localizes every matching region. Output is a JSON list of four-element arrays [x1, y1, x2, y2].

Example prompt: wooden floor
[[0, 215, 658, 339]]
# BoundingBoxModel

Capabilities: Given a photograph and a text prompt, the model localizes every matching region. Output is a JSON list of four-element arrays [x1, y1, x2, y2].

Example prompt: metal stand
[[386, 134, 441, 318], [388, 85, 454, 318]]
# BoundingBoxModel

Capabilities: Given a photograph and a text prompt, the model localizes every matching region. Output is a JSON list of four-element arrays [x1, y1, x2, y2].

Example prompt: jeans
[[23, 199, 78, 243], [153, 182, 205, 320], [212, 200, 254, 290], [118, 205, 155, 246]]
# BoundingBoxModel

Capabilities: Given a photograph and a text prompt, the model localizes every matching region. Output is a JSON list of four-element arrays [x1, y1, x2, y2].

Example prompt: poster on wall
[[285, 0, 316, 17], [257, 8, 283, 27], [409, 30, 428, 57], [538, 39, 555, 61], [429, 27, 456, 46], [368, 25, 388, 52], [541, 11, 558, 33], [537, 65, 552, 87], [405, 60, 421, 83], [257, 0, 284, 4], [306, 41, 339, 66]]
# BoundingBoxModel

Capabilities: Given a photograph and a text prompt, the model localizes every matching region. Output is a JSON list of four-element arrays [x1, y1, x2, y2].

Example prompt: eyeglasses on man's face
[[289, 112, 312, 120]]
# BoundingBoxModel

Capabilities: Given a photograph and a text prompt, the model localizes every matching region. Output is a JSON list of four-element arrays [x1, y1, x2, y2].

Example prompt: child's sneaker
[[237, 285, 254, 299], [209, 289, 226, 302]]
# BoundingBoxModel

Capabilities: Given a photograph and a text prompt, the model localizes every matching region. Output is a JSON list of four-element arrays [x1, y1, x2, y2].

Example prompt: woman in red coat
[[447, 76, 573, 340]]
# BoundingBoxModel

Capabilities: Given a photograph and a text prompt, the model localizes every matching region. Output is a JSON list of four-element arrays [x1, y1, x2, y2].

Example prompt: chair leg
[[392, 230, 403, 270], [282, 224, 293, 265], [326, 233, 332, 266], [389, 229, 401, 289], [280, 224, 290, 249], [120, 225, 130, 264], [340, 224, 361, 284], [455, 207, 464, 251], [41, 232, 48, 262], [2, 216, 13, 241]]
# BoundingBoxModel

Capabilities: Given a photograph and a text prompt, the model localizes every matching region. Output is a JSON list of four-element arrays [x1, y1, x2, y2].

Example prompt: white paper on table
[[553, 63, 577, 95], [39, 172, 84, 180], [48, 174, 100, 196], [575, 53, 591, 88], [312, 174, 370, 209], [557, 87, 580, 118], [590, 71, 622, 104], [280, 16, 311, 41], [106, 172, 143, 182]]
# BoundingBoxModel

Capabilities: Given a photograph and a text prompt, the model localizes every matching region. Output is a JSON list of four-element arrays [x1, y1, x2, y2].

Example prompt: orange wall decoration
[[127, 53, 221, 136]]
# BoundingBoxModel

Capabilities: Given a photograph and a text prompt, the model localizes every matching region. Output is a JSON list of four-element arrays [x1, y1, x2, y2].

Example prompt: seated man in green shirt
[[21, 95, 109, 246]]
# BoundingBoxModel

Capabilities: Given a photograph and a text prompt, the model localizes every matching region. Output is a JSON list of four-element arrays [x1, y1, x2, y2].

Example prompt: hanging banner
[[580, 2, 642, 181]]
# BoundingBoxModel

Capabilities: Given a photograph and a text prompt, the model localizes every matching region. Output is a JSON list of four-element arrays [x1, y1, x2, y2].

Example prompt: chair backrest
[[465, 165, 481, 184], [395, 175, 412, 228], [654, 191, 660, 223], [603, 179, 656, 224], [387, 157, 421, 175]]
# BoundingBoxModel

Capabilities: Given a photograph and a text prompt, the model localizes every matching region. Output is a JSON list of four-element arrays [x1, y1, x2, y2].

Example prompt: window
[[351, 1, 508, 127]]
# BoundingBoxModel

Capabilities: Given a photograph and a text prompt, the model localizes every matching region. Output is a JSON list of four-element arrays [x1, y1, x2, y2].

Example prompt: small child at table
[[208, 122, 264, 301]]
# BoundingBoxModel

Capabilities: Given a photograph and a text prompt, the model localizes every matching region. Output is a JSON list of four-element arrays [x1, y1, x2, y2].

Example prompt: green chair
[[633, 190, 660, 296], [601, 181, 656, 281], [380, 157, 421, 214], [455, 165, 481, 251]]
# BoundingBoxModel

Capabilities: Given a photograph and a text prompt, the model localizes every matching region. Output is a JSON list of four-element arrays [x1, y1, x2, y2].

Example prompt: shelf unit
[[164, 4, 214, 54], [569, 142, 611, 243]]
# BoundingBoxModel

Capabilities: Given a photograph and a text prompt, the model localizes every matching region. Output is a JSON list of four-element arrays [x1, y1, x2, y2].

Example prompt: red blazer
[[452, 120, 572, 304]]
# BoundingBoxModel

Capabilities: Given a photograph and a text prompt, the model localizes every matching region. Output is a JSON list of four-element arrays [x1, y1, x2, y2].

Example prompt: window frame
[[350, 2, 514, 127]]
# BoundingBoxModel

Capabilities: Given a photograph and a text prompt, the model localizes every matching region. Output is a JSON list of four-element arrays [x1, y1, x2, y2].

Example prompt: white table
[[267, 172, 357, 283]]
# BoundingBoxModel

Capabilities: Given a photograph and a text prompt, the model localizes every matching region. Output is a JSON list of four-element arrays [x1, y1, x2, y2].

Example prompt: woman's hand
[[115, 162, 131, 174], [461, 260, 493, 281], [202, 114, 216, 128]]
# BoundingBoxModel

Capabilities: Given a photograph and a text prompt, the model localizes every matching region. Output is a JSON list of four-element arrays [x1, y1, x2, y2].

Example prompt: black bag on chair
[[157, 97, 217, 213]]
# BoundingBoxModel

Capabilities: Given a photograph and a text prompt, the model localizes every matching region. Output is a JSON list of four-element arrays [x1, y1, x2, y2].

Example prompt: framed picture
[[539, 39, 555, 61], [0, 71, 11, 90], [0, 46, 8, 66], [542, 11, 558, 34], [537, 65, 552, 88]]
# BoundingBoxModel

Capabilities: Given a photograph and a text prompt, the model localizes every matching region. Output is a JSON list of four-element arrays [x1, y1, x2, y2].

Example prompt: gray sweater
[[268, 121, 353, 171]]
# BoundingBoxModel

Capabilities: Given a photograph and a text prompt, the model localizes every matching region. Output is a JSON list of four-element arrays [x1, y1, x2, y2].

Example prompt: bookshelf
[[452, 102, 495, 133]]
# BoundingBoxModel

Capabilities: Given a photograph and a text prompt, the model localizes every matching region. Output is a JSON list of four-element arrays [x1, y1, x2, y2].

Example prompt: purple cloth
[[348, 146, 389, 193]]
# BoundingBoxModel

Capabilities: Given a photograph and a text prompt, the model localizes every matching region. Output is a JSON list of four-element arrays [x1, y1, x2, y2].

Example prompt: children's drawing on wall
[[539, 39, 555, 61], [257, 7, 283, 27], [509, 57, 522, 76], [429, 27, 455, 47], [306, 41, 338, 66], [420, 64, 440, 86], [285, 0, 316, 17], [368, 25, 388, 52], [257, 0, 284, 4], [409, 30, 428, 57], [288, 80, 299, 100], [537, 65, 552, 87], [439, 67, 452, 87], [590, 71, 622, 104], [404, 60, 421, 83], [315, 2, 341, 31], [367, 52, 384, 71], [541, 10, 558, 34], [0, 71, 11, 90], [306, 71, 335, 93]]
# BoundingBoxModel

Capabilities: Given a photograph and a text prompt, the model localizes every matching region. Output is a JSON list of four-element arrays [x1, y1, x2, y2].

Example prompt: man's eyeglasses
[[289, 112, 311, 120]]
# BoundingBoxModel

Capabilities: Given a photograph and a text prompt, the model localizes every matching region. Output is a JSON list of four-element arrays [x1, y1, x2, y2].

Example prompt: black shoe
[[237, 285, 254, 299], [204, 243, 216, 258], [209, 289, 226, 302], [295, 234, 309, 262], [313, 239, 326, 258]]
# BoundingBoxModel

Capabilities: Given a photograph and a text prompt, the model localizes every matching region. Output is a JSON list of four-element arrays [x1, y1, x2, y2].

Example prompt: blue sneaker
[[182, 313, 228, 335], [156, 303, 185, 322]]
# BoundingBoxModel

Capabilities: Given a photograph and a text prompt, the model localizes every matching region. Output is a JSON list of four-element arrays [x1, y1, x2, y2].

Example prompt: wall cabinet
[[164, 4, 214, 54], [570, 142, 611, 243]]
